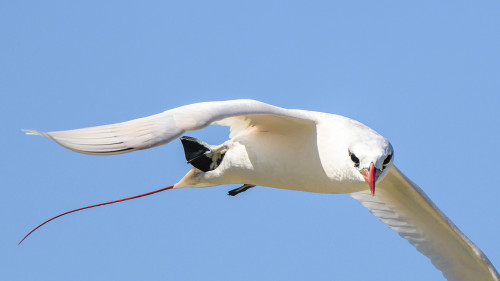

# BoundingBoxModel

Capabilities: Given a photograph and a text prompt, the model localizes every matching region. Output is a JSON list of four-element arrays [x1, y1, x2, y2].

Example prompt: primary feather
[[25, 100, 313, 155]]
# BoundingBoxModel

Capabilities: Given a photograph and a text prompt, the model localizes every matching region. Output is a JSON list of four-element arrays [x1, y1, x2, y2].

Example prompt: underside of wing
[[350, 166, 499, 281], [26, 99, 316, 155]]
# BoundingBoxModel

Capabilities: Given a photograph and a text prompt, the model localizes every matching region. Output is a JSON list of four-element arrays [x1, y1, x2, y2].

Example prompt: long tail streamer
[[19, 185, 175, 245]]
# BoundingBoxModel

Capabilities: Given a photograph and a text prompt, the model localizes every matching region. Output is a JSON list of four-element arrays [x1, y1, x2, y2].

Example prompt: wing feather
[[25, 99, 315, 155], [351, 166, 499, 281]]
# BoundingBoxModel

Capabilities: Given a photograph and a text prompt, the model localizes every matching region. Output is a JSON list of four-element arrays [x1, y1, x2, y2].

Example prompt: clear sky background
[[1, 1, 499, 281]]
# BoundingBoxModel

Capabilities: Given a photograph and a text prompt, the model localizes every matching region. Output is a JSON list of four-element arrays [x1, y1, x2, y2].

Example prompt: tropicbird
[[21, 99, 499, 281]]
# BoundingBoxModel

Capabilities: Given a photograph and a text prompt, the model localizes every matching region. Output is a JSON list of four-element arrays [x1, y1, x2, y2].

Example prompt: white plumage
[[25, 99, 499, 281]]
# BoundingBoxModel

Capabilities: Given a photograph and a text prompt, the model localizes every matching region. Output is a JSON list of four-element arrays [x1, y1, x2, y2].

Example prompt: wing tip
[[23, 129, 47, 137]]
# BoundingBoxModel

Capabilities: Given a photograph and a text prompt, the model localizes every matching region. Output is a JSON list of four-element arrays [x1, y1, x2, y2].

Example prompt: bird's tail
[[19, 185, 175, 245]]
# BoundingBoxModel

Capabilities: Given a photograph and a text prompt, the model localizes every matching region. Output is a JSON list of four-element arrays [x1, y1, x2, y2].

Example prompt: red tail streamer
[[19, 185, 175, 245]]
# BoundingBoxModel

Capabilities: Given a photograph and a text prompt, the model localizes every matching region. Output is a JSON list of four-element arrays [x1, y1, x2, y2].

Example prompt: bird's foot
[[228, 184, 256, 196]]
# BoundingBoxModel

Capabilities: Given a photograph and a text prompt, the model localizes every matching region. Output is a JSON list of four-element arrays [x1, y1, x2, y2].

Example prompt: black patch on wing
[[91, 147, 135, 154], [180, 136, 224, 172]]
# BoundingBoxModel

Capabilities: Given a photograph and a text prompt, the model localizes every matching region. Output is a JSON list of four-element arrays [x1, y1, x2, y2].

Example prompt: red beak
[[361, 162, 377, 196]]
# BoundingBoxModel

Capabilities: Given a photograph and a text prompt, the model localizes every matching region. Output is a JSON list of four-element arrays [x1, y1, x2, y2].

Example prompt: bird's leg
[[228, 184, 256, 196]]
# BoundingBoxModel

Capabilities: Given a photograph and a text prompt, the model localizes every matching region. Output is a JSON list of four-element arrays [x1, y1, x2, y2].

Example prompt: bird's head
[[347, 138, 393, 196]]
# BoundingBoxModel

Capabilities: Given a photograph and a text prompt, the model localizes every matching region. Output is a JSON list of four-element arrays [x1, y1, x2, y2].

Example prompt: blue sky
[[2, 1, 499, 280]]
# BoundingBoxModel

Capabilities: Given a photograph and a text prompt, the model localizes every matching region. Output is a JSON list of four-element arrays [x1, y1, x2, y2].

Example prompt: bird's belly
[[209, 136, 368, 194]]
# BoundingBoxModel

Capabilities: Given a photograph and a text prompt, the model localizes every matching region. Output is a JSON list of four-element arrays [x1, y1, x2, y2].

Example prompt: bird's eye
[[383, 153, 392, 166], [348, 150, 360, 168]]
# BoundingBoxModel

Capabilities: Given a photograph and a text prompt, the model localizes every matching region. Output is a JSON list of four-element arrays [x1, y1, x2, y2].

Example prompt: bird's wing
[[350, 166, 499, 281], [25, 99, 315, 155]]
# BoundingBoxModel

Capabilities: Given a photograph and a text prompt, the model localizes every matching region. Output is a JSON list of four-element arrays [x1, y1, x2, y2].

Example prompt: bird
[[21, 99, 499, 281]]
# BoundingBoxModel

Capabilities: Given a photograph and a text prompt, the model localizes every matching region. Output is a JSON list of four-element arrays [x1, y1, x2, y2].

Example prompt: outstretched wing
[[351, 166, 499, 281], [25, 99, 315, 155]]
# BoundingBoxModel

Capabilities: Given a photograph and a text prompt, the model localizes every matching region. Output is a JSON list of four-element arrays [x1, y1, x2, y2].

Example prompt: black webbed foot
[[228, 184, 256, 196]]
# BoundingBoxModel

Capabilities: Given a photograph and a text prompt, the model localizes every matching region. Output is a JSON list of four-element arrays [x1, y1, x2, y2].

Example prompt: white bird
[[22, 99, 499, 281]]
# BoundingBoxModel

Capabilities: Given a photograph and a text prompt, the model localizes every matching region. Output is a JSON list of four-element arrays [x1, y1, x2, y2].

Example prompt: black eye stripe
[[351, 154, 359, 163], [349, 150, 360, 167], [383, 154, 392, 165]]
